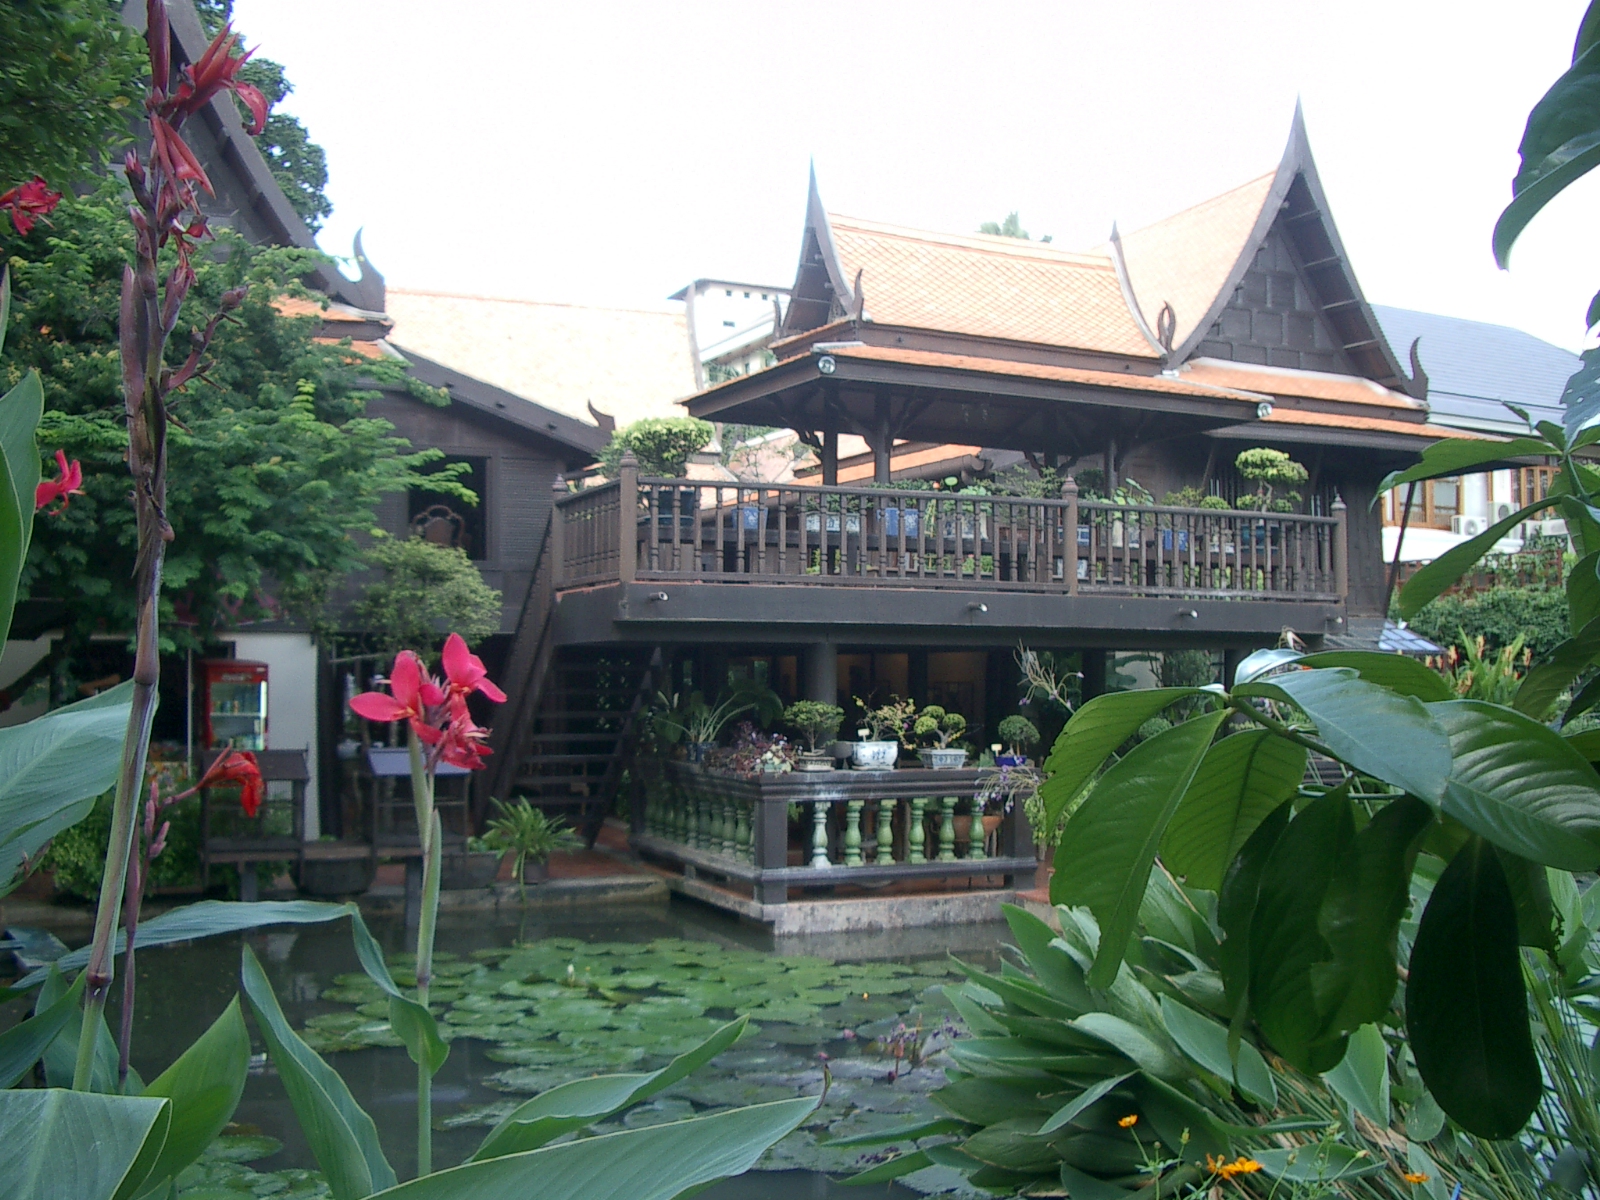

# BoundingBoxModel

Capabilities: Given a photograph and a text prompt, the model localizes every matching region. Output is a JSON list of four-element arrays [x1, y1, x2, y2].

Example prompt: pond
[[98, 898, 1007, 1200]]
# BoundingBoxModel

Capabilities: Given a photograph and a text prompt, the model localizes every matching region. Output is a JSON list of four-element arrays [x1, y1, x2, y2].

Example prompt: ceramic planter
[[299, 857, 374, 896], [919, 748, 968, 769], [439, 851, 500, 890], [795, 751, 834, 772], [522, 859, 550, 885], [852, 740, 899, 769], [995, 754, 1029, 768]]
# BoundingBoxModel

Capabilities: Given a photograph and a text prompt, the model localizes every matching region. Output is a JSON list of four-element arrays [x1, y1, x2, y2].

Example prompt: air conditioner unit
[[1537, 519, 1570, 538], [1451, 515, 1486, 536], [1494, 502, 1515, 522]]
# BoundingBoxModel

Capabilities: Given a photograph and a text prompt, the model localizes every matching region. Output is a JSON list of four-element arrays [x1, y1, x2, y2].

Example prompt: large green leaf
[[473, 1017, 751, 1160], [1428, 699, 1600, 870], [1052, 710, 1228, 987], [0, 968, 83, 1087], [369, 1098, 817, 1200], [1513, 617, 1600, 720], [1378, 437, 1558, 493], [20, 900, 351, 988], [1216, 801, 1292, 1022], [135, 997, 250, 1197], [1247, 788, 1356, 1073], [1397, 496, 1561, 618], [0, 1088, 170, 1200], [1312, 795, 1433, 1033], [1040, 688, 1209, 828], [0, 369, 43, 649], [1038, 1073, 1135, 1135], [1294, 650, 1453, 703], [37, 962, 120, 1093], [0, 679, 134, 895], [1000, 903, 1094, 1013], [241, 945, 394, 1200], [1494, 40, 1600, 270], [1161, 730, 1306, 891], [1406, 838, 1540, 1138], [1158, 995, 1275, 1106], [1235, 668, 1451, 802], [1561, 348, 1600, 445], [1569, 552, 1600, 633], [347, 909, 448, 1077], [1321, 1023, 1390, 1126]]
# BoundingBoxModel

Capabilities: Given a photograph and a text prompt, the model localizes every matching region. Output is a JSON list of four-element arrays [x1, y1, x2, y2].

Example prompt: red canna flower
[[197, 748, 264, 818], [438, 713, 493, 772], [35, 449, 84, 512], [440, 633, 507, 718], [0, 176, 62, 237], [349, 650, 447, 742]]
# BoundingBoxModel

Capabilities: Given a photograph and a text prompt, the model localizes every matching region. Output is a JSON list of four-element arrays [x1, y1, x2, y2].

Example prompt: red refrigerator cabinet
[[201, 659, 267, 750]]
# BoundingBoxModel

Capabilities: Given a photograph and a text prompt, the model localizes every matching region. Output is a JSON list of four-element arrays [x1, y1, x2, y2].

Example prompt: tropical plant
[[996, 714, 1038, 756], [1405, 584, 1570, 661], [1234, 447, 1308, 512], [482, 797, 581, 902], [1430, 632, 1533, 704], [856, 695, 917, 744], [653, 678, 781, 748], [913, 704, 967, 749], [597, 417, 713, 477], [783, 699, 844, 753], [353, 536, 503, 657]]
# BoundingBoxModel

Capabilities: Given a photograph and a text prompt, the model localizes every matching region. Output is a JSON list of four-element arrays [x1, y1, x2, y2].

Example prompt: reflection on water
[[85, 897, 1009, 1199]]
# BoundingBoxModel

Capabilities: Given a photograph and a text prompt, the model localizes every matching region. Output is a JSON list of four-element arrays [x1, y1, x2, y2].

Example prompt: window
[[1381, 477, 1463, 528], [722, 319, 735, 327], [760, 293, 768, 300], [408, 456, 488, 560], [1512, 466, 1557, 508], [724, 289, 732, 297]]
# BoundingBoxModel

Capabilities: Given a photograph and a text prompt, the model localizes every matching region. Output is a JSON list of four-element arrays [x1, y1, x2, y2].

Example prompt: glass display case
[[201, 659, 267, 750]]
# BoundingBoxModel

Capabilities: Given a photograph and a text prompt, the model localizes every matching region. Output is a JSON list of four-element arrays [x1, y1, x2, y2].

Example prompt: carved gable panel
[[1191, 220, 1350, 374]]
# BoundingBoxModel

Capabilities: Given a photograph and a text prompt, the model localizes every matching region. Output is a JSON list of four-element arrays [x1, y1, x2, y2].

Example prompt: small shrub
[[1404, 584, 1568, 661], [783, 700, 844, 753], [996, 714, 1039, 754], [598, 417, 713, 477]]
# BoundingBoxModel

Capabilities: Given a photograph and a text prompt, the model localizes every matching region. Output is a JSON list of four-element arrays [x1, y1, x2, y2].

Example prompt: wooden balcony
[[553, 466, 1348, 605]]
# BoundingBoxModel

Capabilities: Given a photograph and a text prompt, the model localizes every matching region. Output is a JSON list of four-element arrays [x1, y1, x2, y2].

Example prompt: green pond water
[[92, 898, 1009, 1199]]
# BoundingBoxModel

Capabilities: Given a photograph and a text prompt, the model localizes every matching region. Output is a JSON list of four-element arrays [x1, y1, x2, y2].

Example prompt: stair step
[[519, 752, 620, 765], [523, 731, 621, 743]]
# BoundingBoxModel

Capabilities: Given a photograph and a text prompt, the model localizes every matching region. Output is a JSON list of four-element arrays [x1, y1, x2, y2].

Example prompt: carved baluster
[[844, 799, 864, 866], [908, 798, 927, 863], [875, 798, 895, 863], [810, 800, 832, 868], [937, 797, 957, 862], [735, 799, 751, 861], [968, 806, 988, 861]]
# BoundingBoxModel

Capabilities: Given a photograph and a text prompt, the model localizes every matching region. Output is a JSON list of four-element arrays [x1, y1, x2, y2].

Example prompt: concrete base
[[658, 869, 1022, 935], [359, 874, 667, 916]]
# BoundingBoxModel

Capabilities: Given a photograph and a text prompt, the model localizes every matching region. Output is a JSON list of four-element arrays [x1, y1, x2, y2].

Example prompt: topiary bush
[[598, 417, 713, 477]]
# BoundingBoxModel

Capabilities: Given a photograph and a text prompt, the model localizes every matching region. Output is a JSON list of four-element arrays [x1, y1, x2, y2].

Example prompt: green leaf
[[1561, 349, 1600, 444], [1252, 1142, 1385, 1183], [473, 1017, 750, 1160], [1397, 496, 1561, 618], [1514, 618, 1600, 720], [1068, 1013, 1187, 1080], [1312, 795, 1434, 1034], [1235, 668, 1451, 802], [1248, 787, 1356, 1073], [1496, 847, 1557, 951], [1569, 552, 1600, 633], [241, 944, 395, 1200], [38, 962, 120, 1092], [368, 1097, 818, 1200], [1567, 727, 1600, 762], [1294, 650, 1454, 702], [0, 369, 43, 648], [1406, 838, 1540, 1138], [135, 997, 250, 1197], [1378, 437, 1556, 493], [20, 900, 351, 988], [845, 1149, 933, 1185], [1131, 1073, 1228, 1159], [1039, 688, 1209, 829], [0, 1088, 170, 1200], [0, 679, 134, 895], [1059, 1163, 1138, 1200], [347, 908, 448, 1077], [1161, 730, 1306, 890], [1158, 995, 1275, 1107], [1000, 903, 1094, 1013], [1038, 1073, 1135, 1134], [1429, 699, 1600, 870], [1216, 801, 1291, 1022], [1321, 1023, 1390, 1126], [826, 1118, 968, 1147], [1052, 710, 1228, 987], [1495, 40, 1600, 268], [0, 968, 83, 1087]]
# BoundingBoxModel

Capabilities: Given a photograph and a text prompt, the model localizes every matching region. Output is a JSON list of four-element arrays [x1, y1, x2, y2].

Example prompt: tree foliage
[[978, 211, 1050, 242], [0, 0, 145, 198], [1405, 584, 1570, 661], [353, 536, 502, 657], [3, 182, 451, 652], [598, 417, 712, 477]]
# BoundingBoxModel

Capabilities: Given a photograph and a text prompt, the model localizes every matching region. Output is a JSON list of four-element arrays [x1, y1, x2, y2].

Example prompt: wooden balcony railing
[[553, 462, 1348, 602]]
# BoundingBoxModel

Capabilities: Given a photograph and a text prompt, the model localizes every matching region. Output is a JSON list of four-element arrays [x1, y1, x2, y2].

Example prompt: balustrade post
[[754, 798, 788, 905], [1332, 494, 1348, 599], [908, 798, 928, 863], [810, 801, 833, 868], [735, 799, 751, 861], [619, 452, 638, 584], [844, 800, 864, 866], [874, 799, 895, 864], [719, 797, 735, 855], [968, 808, 988, 862], [1063, 476, 1079, 594], [937, 797, 958, 861], [550, 475, 566, 588]]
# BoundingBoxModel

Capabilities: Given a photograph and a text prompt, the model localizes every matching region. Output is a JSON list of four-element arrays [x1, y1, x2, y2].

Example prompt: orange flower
[[1403, 1172, 1430, 1185], [1206, 1155, 1263, 1180], [1117, 1114, 1138, 1128]]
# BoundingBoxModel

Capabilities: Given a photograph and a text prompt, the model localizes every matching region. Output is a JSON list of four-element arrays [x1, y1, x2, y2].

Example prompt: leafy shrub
[[42, 791, 203, 899], [783, 700, 844, 752], [598, 417, 713, 477], [354, 536, 502, 657], [1404, 584, 1568, 661], [996, 714, 1038, 753]]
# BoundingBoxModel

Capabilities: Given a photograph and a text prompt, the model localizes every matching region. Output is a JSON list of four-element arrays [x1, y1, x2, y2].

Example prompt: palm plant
[[482, 798, 582, 902]]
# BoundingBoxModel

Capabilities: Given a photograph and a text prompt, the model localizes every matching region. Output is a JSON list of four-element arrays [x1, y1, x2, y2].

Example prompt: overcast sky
[[232, 0, 1600, 354]]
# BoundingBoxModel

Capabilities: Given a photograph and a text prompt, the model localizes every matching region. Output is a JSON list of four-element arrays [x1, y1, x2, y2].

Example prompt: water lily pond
[[110, 901, 1005, 1200]]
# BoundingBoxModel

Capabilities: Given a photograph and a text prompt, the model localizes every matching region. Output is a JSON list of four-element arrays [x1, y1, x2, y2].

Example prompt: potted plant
[[482, 797, 582, 902], [653, 679, 782, 762], [914, 705, 968, 768], [439, 835, 501, 890], [996, 715, 1039, 767], [784, 700, 844, 772], [853, 696, 915, 769]]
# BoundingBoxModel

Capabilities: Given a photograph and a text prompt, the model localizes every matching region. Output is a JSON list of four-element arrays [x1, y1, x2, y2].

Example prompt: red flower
[[349, 650, 446, 741], [197, 748, 264, 818], [438, 713, 493, 772], [35, 450, 84, 512], [0, 176, 62, 236], [440, 633, 507, 718]]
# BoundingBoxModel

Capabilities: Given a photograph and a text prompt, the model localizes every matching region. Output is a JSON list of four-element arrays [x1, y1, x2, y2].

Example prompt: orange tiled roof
[[827, 215, 1158, 358], [1183, 358, 1423, 409], [830, 443, 984, 484], [1257, 407, 1484, 439], [314, 336, 391, 360], [275, 295, 384, 324], [1110, 173, 1276, 351]]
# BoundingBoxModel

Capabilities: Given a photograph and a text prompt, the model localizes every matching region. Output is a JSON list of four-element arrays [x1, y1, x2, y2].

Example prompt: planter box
[[300, 857, 375, 896], [852, 741, 899, 769], [918, 748, 969, 769], [440, 851, 500, 890]]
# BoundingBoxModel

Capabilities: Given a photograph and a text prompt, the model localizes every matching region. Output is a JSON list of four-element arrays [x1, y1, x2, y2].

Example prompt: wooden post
[[873, 393, 892, 484], [550, 474, 566, 588], [619, 451, 638, 585], [755, 797, 787, 905], [822, 427, 838, 487], [1082, 650, 1107, 700], [1332, 493, 1348, 600], [1063, 475, 1079, 595]]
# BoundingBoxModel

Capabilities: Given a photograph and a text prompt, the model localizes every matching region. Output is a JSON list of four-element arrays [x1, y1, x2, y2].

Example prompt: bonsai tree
[[913, 704, 967, 749], [784, 700, 844, 753], [1234, 447, 1308, 512], [855, 695, 917, 744], [997, 714, 1039, 756], [482, 797, 582, 903], [599, 416, 714, 477]]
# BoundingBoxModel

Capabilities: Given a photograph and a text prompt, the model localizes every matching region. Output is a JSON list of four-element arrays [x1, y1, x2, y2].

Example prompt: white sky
[[232, 0, 1600, 353]]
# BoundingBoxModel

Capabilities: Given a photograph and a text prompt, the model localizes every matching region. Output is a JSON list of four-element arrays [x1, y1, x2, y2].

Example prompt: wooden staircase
[[483, 513, 659, 841]]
